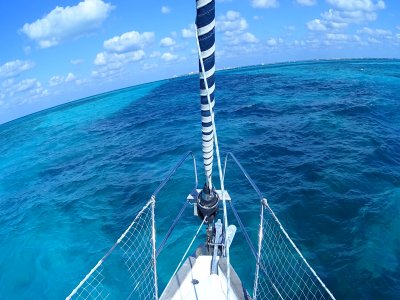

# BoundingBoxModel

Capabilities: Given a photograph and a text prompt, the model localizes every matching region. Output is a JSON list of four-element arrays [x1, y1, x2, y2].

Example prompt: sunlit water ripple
[[0, 59, 399, 299]]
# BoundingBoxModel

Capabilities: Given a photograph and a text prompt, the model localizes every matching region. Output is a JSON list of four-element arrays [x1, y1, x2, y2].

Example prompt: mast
[[195, 2, 232, 295], [196, 0, 216, 189]]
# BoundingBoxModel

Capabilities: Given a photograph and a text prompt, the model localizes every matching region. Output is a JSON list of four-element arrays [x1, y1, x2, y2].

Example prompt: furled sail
[[196, 0, 216, 188]]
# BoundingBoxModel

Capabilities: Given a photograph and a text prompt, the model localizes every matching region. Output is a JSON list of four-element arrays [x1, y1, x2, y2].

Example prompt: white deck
[[160, 254, 249, 300]]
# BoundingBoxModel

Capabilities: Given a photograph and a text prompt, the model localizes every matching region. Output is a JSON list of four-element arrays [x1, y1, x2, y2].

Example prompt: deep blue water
[[0, 59, 399, 299]]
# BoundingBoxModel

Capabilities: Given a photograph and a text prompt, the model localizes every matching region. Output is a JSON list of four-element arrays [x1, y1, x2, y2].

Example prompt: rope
[[195, 24, 231, 300]]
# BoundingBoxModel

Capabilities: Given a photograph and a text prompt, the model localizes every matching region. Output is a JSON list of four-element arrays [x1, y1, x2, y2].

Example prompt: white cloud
[[228, 32, 260, 45], [1, 78, 48, 103], [94, 53, 107, 65], [296, 0, 317, 6], [305, 39, 321, 47], [306, 0, 385, 34], [103, 31, 154, 53], [92, 49, 145, 79], [150, 51, 161, 58], [308, 18, 348, 31], [91, 49, 142, 78], [330, 22, 348, 29], [92, 29, 151, 80], [266, 37, 284, 46], [326, 33, 349, 41], [217, 11, 259, 47], [321, 8, 377, 24], [0, 60, 35, 78], [1, 78, 15, 89], [355, 27, 393, 44], [94, 50, 145, 66], [91, 67, 119, 79], [293, 40, 306, 47], [182, 24, 195, 39], [321, 0, 385, 25], [76, 78, 89, 85], [15, 78, 38, 93], [70, 59, 84, 65], [218, 10, 248, 34], [141, 63, 158, 70], [161, 6, 171, 14], [21, 0, 113, 48], [322, 33, 369, 45], [307, 17, 348, 31], [266, 39, 277, 46], [49, 72, 77, 86], [307, 19, 328, 31], [161, 52, 178, 62], [160, 37, 176, 47], [357, 27, 392, 36], [242, 33, 259, 43], [291, 38, 326, 48], [66, 73, 76, 82], [326, 0, 385, 12], [49, 76, 64, 87], [353, 34, 362, 42], [367, 36, 380, 43], [251, 0, 279, 8]]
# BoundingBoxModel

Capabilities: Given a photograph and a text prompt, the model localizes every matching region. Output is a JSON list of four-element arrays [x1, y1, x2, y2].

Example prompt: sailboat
[[66, 1, 335, 299]]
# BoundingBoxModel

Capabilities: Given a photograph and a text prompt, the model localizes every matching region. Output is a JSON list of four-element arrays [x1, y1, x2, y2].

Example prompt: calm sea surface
[[0, 59, 399, 299]]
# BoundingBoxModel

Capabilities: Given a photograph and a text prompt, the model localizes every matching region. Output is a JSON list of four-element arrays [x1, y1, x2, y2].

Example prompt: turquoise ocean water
[[0, 59, 399, 299]]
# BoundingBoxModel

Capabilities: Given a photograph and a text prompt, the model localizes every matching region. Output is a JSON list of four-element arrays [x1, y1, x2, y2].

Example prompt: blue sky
[[0, 0, 399, 124]]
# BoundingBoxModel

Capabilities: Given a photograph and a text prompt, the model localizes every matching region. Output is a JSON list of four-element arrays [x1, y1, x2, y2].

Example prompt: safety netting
[[253, 199, 335, 300], [66, 197, 158, 300]]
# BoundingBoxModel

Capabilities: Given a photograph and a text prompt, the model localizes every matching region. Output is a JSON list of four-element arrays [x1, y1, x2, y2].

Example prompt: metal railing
[[155, 151, 199, 257], [66, 151, 199, 300], [223, 152, 335, 300], [152, 151, 198, 198], [222, 152, 263, 261], [67, 150, 335, 299]]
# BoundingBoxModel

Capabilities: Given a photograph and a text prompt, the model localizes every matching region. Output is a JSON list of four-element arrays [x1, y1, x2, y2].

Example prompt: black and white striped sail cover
[[196, 0, 216, 187]]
